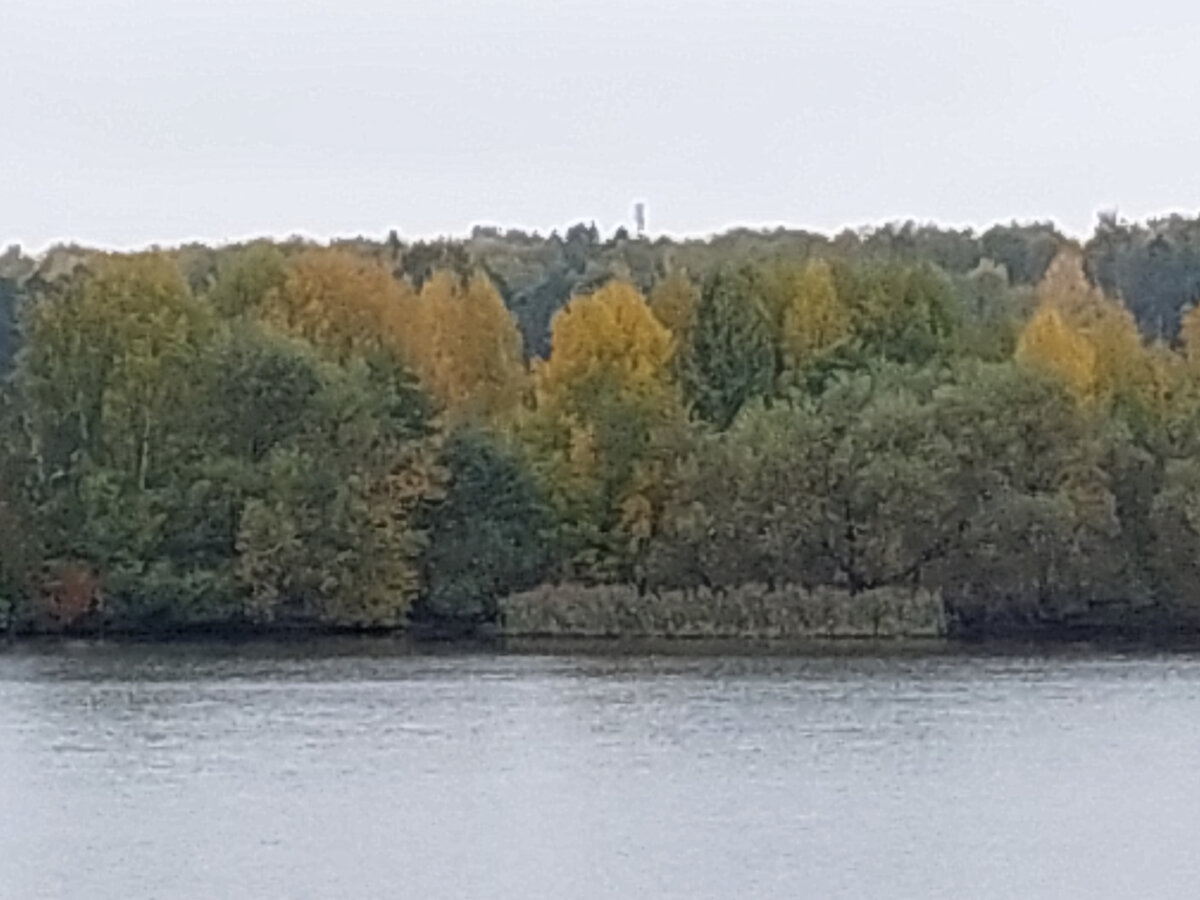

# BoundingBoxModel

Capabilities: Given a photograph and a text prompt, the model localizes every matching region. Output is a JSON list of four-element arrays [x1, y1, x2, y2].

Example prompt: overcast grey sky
[[3, 0, 1199, 251]]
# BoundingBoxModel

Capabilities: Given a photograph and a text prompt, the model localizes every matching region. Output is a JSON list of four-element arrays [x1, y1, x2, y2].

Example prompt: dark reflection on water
[[4, 639, 1200, 900]]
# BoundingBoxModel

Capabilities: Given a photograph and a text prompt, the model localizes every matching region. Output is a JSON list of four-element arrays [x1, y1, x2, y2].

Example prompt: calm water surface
[[4, 639, 1200, 899]]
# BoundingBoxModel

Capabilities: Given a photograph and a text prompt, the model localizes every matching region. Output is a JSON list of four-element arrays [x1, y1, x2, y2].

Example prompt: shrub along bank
[[499, 585, 945, 639]]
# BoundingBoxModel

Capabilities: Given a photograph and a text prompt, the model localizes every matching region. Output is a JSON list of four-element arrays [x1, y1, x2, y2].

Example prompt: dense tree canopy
[[6, 214, 1200, 636]]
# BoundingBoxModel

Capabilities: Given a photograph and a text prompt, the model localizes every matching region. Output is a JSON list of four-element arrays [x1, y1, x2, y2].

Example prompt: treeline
[[4, 215, 1200, 636]]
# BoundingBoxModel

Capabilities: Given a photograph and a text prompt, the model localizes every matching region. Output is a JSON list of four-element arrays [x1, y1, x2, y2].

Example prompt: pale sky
[[4, 0, 1200, 252]]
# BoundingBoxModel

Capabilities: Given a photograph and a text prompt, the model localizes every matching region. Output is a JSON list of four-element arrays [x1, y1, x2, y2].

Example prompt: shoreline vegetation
[[498, 585, 944, 640], [7, 216, 1200, 641]]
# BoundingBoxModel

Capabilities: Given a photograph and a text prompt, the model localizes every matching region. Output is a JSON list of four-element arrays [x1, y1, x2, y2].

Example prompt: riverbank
[[8, 580, 1200, 644]]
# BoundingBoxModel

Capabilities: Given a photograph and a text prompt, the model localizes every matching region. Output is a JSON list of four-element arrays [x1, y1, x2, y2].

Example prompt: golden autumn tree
[[1018, 249, 1149, 405], [262, 248, 416, 362], [525, 280, 685, 580], [779, 259, 851, 370], [536, 280, 675, 396], [405, 271, 526, 422], [1016, 307, 1097, 401], [1034, 250, 1103, 320]]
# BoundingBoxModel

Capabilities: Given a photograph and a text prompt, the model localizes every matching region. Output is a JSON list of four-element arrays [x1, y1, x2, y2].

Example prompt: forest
[[5, 214, 1200, 637]]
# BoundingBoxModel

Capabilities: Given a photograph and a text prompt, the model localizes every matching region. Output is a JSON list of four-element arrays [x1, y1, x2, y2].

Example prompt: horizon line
[[8, 207, 1199, 258]]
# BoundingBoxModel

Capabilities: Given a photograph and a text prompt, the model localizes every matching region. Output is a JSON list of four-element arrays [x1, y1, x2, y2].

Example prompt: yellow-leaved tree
[[525, 280, 685, 581], [262, 248, 416, 362], [536, 280, 675, 394], [404, 271, 526, 423], [779, 258, 851, 370], [1016, 306, 1097, 401], [1017, 250, 1150, 406]]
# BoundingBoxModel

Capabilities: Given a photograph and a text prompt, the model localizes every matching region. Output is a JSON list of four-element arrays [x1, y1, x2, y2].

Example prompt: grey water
[[4, 639, 1200, 900]]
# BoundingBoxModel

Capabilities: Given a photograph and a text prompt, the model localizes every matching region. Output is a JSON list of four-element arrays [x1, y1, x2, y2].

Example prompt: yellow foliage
[[405, 271, 526, 422], [1019, 249, 1151, 405], [1016, 307, 1097, 401], [535, 280, 675, 406], [524, 280, 685, 576], [1035, 250, 1104, 321], [780, 259, 850, 367], [264, 249, 416, 362], [1087, 304, 1150, 402]]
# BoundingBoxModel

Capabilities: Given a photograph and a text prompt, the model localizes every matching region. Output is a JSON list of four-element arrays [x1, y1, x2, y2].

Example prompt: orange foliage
[[38, 562, 101, 629]]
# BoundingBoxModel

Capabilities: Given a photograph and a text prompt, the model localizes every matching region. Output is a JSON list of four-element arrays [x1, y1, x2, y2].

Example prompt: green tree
[[1149, 458, 1200, 624], [654, 365, 963, 595], [235, 354, 443, 628], [927, 363, 1131, 631], [416, 430, 557, 623], [951, 259, 1034, 361], [19, 253, 210, 488], [648, 270, 698, 344], [682, 265, 775, 429], [836, 261, 958, 364], [207, 242, 288, 319]]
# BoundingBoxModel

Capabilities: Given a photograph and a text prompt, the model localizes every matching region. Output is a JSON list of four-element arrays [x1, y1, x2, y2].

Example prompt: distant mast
[[634, 202, 646, 237]]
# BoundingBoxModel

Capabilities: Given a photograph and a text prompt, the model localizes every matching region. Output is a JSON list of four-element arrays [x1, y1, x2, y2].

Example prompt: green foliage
[[0, 275, 21, 378], [1085, 213, 1200, 340], [0, 478, 40, 631], [833, 260, 959, 364], [197, 327, 325, 462], [682, 265, 775, 429], [925, 364, 1133, 629], [11, 218, 1200, 637], [9, 253, 442, 633], [980, 222, 1065, 286], [206, 242, 288, 319], [950, 260, 1034, 361], [655, 365, 961, 594], [1149, 458, 1200, 621], [230, 354, 441, 629], [416, 430, 557, 623], [654, 359, 1150, 633]]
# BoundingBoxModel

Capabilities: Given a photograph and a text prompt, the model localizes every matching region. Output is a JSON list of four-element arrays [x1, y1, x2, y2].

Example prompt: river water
[[3, 639, 1200, 899]]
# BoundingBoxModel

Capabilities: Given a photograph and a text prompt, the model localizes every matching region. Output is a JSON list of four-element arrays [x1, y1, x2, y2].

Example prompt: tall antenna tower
[[634, 202, 646, 237]]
